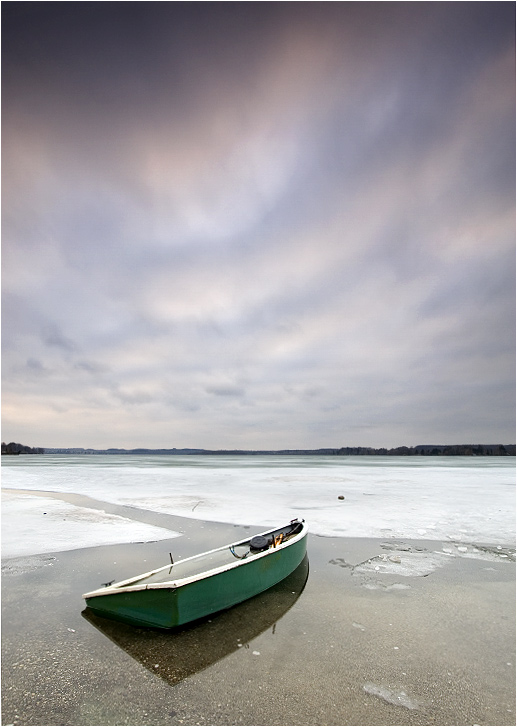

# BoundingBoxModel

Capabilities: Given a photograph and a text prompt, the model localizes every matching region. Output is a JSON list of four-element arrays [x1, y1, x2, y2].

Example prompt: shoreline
[[2, 514, 515, 726], [3, 484, 515, 562]]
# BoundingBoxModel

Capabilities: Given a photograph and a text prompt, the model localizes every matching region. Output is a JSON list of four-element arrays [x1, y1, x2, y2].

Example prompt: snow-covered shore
[[1, 490, 180, 559], [2, 455, 515, 559]]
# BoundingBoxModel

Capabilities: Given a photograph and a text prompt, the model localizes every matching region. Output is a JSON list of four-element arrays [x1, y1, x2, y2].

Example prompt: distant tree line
[[7, 442, 516, 456], [333, 444, 516, 456], [1, 442, 44, 455], [198, 444, 516, 456]]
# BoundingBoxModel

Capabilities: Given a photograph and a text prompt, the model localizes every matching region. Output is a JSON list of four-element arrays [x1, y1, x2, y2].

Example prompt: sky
[[2, 2, 515, 450]]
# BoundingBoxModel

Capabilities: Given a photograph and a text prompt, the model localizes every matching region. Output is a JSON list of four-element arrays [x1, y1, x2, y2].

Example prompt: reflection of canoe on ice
[[83, 519, 308, 628], [82, 554, 309, 687]]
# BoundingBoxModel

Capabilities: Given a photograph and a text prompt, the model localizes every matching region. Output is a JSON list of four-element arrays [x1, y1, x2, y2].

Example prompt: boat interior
[[121, 520, 305, 588]]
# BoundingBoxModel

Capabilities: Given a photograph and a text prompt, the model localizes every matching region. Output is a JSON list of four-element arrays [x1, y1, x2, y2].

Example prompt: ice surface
[[363, 683, 421, 710], [1, 455, 515, 559], [1, 491, 180, 559], [353, 551, 452, 577]]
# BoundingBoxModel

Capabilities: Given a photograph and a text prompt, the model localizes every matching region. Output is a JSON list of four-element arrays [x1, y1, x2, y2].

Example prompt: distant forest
[[2, 442, 44, 455], [6, 442, 515, 456]]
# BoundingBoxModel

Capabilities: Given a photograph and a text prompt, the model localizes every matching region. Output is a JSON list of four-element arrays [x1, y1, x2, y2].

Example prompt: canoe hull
[[82, 555, 309, 686], [85, 526, 307, 629]]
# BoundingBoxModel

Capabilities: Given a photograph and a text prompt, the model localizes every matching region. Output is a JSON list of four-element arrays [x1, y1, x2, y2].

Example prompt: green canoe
[[82, 555, 309, 686], [83, 519, 308, 629]]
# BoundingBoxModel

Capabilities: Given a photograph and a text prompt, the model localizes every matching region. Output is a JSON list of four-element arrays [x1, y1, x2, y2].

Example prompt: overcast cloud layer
[[2, 2, 515, 450]]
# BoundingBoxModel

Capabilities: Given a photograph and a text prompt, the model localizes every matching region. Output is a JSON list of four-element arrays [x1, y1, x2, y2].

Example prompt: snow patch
[[1, 492, 180, 558]]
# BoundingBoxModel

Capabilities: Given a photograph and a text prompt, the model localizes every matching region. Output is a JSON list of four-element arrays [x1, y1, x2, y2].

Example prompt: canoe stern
[[85, 585, 181, 629]]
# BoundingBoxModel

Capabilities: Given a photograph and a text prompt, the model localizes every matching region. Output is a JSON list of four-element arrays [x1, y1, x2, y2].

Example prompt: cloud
[[41, 325, 77, 353], [205, 385, 246, 398], [2, 3, 514, 448], [26, 358, 47, 375], [74, 360, 110, 376]]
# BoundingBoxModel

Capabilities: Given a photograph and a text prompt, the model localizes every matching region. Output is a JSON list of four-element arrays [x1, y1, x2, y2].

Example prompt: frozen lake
[[2, 454, 514, 559]]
